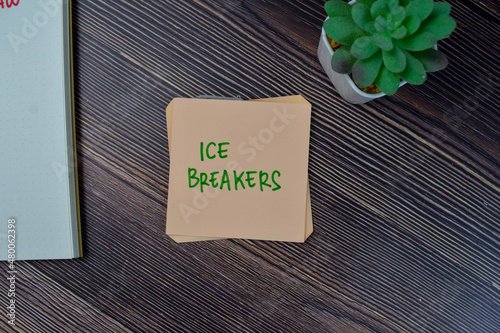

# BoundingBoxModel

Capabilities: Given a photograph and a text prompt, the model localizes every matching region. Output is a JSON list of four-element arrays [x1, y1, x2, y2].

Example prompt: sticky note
[[165, 96, 313, 242]]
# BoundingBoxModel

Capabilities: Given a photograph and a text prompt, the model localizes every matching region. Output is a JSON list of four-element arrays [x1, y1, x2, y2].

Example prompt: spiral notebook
[[0, 0, 81, 260]]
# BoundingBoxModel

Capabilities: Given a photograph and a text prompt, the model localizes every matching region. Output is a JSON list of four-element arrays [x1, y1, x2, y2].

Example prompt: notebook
[[0, 0, 81, 260]]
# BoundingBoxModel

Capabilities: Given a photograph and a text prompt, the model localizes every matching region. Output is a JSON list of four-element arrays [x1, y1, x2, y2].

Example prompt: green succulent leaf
[[325, 0, 352, 18], [352, 4, 376, 34], [420, 14, 456, 39], [351, 36, 380, 59], [383, 46, 406, 73], [391, 26, 407, 39], [371, 0, 388, 18], [399, 51, 427, 84], [352, 51, 383, 87], [397, 31, 438, 51], [386, 6, 406, 30], [373, 33, 394, 51], [374, 16, 388, 32], [399, 0, 411, 6], [388, 0, 398, 9], [324, 17, 367, 45], [410, 49, 448, 72], [432, 2, 452, 15], [331, 46, 357, 74], [357, 0, 377, 6], [403, 15, 421, 35], [375, 67, 400, 95], [405, 0, 434, 22]]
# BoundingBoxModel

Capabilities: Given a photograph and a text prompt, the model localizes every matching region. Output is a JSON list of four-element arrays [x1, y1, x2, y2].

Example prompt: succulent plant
[[323, 0, 456, 95]]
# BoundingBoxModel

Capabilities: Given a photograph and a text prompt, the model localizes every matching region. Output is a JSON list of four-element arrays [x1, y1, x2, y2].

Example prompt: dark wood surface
[[2, 0, 499, 332]]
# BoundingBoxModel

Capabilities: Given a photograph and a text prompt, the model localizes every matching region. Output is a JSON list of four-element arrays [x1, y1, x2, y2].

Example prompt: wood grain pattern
[[1, 0, 499, 332]]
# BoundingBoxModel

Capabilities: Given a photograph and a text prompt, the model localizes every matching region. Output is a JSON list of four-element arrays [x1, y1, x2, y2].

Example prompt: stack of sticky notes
[[165, 96, 313, 242]]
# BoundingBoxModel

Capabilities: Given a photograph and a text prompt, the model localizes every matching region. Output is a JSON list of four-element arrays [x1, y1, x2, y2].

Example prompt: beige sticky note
[[166, 96, 313, 242]]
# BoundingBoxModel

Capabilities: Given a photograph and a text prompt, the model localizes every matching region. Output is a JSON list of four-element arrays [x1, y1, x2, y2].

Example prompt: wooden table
[[2, 1, 499, 332]]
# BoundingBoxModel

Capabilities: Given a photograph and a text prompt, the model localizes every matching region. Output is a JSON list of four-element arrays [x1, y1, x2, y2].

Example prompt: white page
[[0, 0, 80, 260]]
